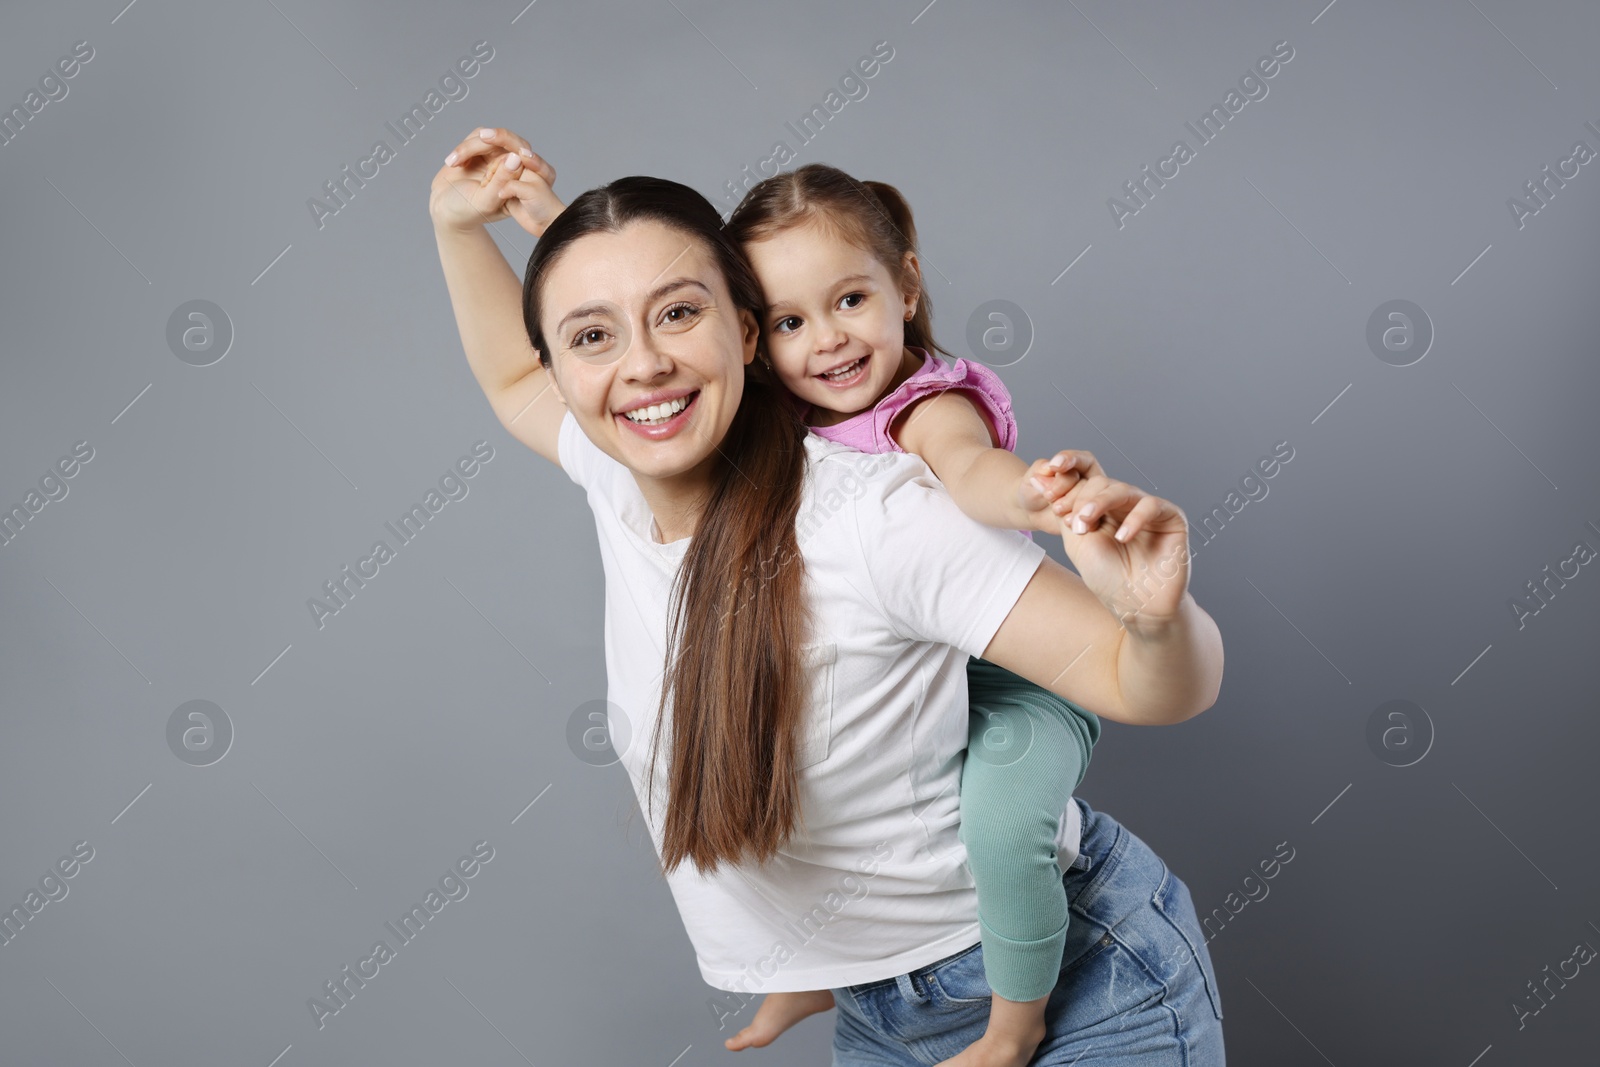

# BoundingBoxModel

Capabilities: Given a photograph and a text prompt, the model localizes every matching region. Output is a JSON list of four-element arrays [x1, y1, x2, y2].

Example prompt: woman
[[428, 129, 1227, 1066]]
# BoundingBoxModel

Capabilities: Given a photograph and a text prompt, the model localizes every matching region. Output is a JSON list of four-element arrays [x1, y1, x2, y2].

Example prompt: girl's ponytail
[[861, 180, 917, 244]]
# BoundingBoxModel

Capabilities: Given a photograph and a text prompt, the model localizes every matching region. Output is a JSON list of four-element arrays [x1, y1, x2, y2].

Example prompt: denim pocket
[[922, 941, 993, 1005], [1149, 865, 1225, 1021]]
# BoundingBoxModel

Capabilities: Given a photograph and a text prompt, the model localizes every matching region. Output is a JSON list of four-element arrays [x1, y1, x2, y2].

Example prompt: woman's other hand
[[1049, 465, 1193, 630], [428, 126, 564, 235]]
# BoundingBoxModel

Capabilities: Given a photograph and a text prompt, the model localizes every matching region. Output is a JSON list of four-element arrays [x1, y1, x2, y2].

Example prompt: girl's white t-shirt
[[557, 411, 1050, 993]]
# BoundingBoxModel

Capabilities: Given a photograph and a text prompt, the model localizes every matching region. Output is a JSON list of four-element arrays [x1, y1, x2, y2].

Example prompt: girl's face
[[540, 219, 758, 487], [744, 221, 918, 417]]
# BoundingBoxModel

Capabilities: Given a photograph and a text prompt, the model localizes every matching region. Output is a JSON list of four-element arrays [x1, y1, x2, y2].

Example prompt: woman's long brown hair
[[725, 162, 951, 359], [523, 176, 812, 875]]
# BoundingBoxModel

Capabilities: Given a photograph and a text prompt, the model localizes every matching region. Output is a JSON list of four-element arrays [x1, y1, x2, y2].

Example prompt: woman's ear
[[737, 307, 760, 365], [540, 353, 567, 404], [901, 251, 922, 320]]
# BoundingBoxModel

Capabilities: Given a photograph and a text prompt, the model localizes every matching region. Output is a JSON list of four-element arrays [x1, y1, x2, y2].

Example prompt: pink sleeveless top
[[806, 349, 1018, 455]]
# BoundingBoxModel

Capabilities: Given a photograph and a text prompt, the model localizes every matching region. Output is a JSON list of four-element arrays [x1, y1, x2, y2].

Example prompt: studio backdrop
[[2, 1, 1597, 1064]]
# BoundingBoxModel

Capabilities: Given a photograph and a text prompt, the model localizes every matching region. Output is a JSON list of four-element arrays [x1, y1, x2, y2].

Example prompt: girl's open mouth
[[817, 355, 868, 388]]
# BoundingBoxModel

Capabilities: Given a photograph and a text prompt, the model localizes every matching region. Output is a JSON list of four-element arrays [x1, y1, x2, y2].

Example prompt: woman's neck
[[633, 464, 715, 544], [809, 347, 925, 427]]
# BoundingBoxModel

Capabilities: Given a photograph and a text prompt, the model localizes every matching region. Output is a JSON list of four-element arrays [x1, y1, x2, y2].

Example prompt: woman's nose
[[618, 329, 672, 381]]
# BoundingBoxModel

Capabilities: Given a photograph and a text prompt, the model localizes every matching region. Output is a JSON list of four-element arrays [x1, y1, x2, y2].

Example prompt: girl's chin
[[799, 380, 879, 421]]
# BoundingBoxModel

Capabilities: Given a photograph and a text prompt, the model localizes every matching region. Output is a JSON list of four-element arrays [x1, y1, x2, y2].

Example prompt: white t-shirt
[[557, 411, 1050, 993]]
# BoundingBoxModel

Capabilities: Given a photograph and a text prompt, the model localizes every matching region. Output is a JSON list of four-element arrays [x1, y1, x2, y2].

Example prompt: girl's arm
[[891, 390, 1082, 534], [429, 127, 568, 465], [979, 473, 1224, 726]]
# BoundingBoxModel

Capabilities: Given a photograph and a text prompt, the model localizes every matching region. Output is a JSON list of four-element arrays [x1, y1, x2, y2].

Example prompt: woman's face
[[540, 219, 759, 486]]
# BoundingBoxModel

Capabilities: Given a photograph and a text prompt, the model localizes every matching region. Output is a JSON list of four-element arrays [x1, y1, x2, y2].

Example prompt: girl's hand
[[1049, 465, 1192, 630], [723, 989, 835, 1051], [1019, 450, 1103, 534], [428, 126, 564, 236]]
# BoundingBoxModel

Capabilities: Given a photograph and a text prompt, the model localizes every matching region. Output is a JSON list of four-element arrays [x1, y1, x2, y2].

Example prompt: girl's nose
[[815, 323, 848, 353]]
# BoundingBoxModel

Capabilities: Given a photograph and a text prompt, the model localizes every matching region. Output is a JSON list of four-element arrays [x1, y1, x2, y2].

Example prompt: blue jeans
[[829, 797, 1225, 1065]]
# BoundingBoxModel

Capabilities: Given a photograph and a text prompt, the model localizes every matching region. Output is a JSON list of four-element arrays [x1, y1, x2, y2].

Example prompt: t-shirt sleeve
[[848, 452, 1047, 658], [877, 357, 1019, 454]]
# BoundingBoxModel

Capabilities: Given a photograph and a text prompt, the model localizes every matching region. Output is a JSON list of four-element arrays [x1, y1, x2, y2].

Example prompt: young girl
[[721, 166, 1106, 1064], [460, 134, 1118, 1066]]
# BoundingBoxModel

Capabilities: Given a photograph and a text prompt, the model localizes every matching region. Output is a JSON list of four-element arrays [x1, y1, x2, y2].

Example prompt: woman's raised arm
[[981, 466, 1224, 726], [429, 127, 568, 465]]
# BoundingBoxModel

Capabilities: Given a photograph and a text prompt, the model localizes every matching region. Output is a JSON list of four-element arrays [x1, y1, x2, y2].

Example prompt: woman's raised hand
[[1046, 456, 1194, 629], [428, 126, 565, 236]]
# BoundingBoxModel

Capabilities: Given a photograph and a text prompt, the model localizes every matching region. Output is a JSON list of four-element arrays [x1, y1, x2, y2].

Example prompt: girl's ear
[[900, 250, 922, 321], [737, 307, 760, 365]]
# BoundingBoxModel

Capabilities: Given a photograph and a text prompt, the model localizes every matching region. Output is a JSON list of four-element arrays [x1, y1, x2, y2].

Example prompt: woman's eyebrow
[[645, 277, 713, 304], [556, 279, 713, 335], [556, 302, 613, 334]]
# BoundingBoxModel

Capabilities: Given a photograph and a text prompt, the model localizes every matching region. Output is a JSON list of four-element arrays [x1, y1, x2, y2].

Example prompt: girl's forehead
[[747, 220, 887, 279]]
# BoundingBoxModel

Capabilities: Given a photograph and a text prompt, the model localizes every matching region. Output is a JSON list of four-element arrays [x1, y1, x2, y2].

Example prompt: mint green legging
[[958, 657, 1103, 1003]]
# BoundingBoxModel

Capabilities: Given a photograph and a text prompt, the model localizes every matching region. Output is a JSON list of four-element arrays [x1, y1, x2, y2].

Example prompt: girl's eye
[[661, 301, 701, 325], [839, 292, 866, 310], [571, 327, 608, 349], [774, 315, 802, 334]]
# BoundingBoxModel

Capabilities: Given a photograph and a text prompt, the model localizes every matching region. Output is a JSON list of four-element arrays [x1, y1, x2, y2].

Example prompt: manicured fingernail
[[519, 147, 533, 158], [479, 128, 494, 138], [1072, 516, 1087, 534], [1077, 504, 1093, 519], [1051, 452, 1068, 467], [1114, 524, 1131, 542], [506, 154, 520, 170], [444, 151, 457, 165], [1030, 477, 1048, 496]]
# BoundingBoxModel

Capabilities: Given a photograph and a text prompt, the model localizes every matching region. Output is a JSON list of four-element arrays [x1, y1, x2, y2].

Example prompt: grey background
[[2, 0, 1597, 1064]]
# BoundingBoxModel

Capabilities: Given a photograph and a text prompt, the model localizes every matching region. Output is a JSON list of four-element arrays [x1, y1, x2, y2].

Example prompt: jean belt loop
[[895, 971, 924, 1003]]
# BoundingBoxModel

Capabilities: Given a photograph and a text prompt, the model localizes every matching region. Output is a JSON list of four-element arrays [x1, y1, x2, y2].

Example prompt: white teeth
[[623, 396, 689, 425], [821, 357, 865, 381]]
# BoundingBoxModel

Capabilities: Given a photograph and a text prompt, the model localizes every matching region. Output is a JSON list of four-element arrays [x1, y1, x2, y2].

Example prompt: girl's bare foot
[[933, 1026, 1046, 1067], [933, 991, 1049, 1067], [723, 989, 837, 1050]]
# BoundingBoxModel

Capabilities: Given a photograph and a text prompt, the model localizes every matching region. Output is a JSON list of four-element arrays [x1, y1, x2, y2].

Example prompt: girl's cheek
[[772, 358, 808, 389]]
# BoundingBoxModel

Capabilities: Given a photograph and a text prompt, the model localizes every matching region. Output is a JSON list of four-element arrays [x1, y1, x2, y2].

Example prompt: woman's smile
[[616, 388, 700, 437]]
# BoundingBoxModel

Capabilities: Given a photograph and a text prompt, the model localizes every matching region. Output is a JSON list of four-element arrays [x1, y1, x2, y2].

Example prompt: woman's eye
[[571, 327, 607, 348], [661, 301, 701, 325], [774, 315, 802, 334], [840, 292, 866, 310]]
